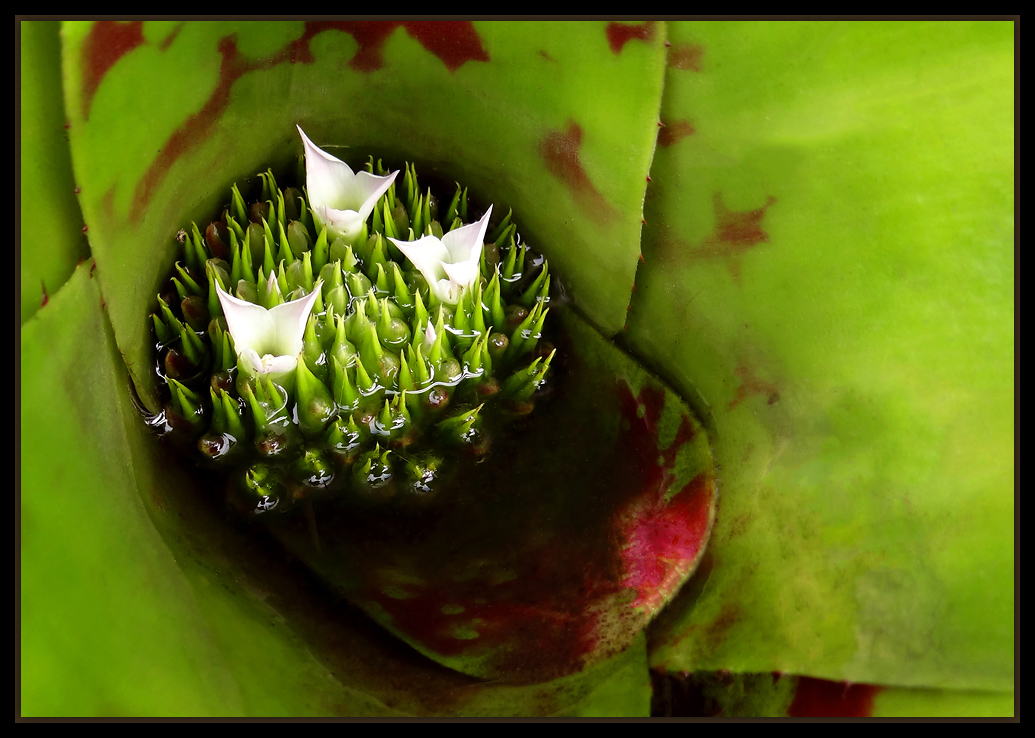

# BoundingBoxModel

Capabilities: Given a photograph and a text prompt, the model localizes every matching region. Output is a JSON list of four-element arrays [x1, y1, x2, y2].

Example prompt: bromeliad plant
[[149, 127, 556, 515]]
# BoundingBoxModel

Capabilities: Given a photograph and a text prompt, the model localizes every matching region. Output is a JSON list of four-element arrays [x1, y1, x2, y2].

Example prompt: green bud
[[436, 404, 487, 454], [257, 271, 284, 309], [519, 262, 550, 308], [293, 448, 335, 490], [398, 453, 442, 509], [167, 377, 206, 433], [152, 312, 174, 346], [181, 295, 208, 332], [236, 463, 287, 515], [329, 314, 358, 368], [378, 305, 411, 350], [444, 182, 462, 224], [331, 356, 361, 411], [351, 444, 396, 504], [312, 228, 330, 273], [295, 354, 336, 438], [230, 183, 249, 225], [286, 220, 311, 258], [235, 279, 258, 304], [345, 270, 372, 300], [484, 272, 506, 331], [324, 414, 364, 463]]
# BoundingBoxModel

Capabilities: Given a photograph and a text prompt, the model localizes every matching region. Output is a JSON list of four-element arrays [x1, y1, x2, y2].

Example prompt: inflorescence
[[148, 128, 556, 517]]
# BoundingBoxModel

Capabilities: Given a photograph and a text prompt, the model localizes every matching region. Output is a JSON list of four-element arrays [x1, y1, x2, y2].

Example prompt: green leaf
[[20, 21, 88, 323], [627, 21, 1013, 692]]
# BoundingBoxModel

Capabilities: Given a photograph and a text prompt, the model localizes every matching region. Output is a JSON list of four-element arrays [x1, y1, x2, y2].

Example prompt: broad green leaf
[[60, 21, 664, 410], [627, 21, 1013, 693], [20, 21, 88, 323]]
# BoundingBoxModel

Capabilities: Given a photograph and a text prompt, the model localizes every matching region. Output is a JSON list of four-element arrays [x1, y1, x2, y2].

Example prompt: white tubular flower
[[390, 205, 493, 305], [297, 125, 398, 242], [215, 280, 322, 385]]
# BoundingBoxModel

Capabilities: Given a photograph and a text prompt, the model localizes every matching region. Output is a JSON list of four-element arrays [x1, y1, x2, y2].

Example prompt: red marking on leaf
[[538, 121, 616, 225], [81, 225, 89, 234], [129, 22, 488, 223], [606, 21, 656, 54], [658, 119, 696, 147], [401, 21, 489, 72], [537, 49, 556, 62], [613, 383, 712, 612], [658, 194, 777, 283], [81, 21, 144, 121], [711, 193, 777, 250], [158, 22, 184, 51], [788, 677, 882, 717], [669, 43, 704, 71], [40, 281, 48, 307], [729, 364, 780, 409], [303, 21, 488, 73]]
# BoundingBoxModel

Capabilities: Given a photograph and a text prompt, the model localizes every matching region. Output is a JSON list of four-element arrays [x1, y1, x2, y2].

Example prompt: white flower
[[215, 278, 322, 384], [297, 125, 398, 242], [390, 205, 493, 305]]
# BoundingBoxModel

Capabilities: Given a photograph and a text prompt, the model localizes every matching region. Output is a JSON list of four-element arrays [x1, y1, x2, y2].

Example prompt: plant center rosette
[[145, 127, 718, 683]]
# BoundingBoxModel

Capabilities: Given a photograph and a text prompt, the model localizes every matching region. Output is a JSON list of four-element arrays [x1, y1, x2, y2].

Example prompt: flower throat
[[146, 128, 557, 517]]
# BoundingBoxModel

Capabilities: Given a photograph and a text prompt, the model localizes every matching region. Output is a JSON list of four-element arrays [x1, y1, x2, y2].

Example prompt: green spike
[[230, 183, 248, 225], [413, 345, 432, 387], [256, 271, 281, 309], [175, 261, 203, 295], [179, 323, 207, 366], [295, 354, 336, 438], [167, 377, 205, 431], [360, 323, 384, 379], [325, 413, 363, 457], [216, 329, 236, 374], [334, 241, 360, 273], [226, 211, 246, 244], [312, 227, 330, 273], [276, 220, 294, 264], [507, 303, 546, 362], [381, 199, 398, 240], [276, 187, 288, 229], [444, 183, 461, 223], [436, 404, 482, 443], [372, 193, 384, 233], [299, 189, 314, 234], [487, 207, 513, 245], [331, 356, 360, 411], [157, 295, 185, 337], [519, 263, 550, 308], [459, 187, 468, 222], [211, 387, 248, 440], [452, 298, 469, 333], [485, 272, 506, 331], [185, 223, 207, 274], [469, 279, 487, 334], [411, 192, 425, 236], [378, 302, 410, 350], [354, 355, 378, 396], [330, 314, 358, 368], [259, 222, 277, 276], [501, 356, 543, 398], [320, 259, 344, 293], [276, 261, 291, 297], [501, 239, 519, 284], [171, 277, 191, 305], [345, 271, 372, 300], [374, 262, 390, 294], [391, 263, 414, 315], [398, 351, 415, 393], [151, 313, 173, 345], [303, 315, 328, 381], [239, 228, 258, 285], [206, 262, 228, 319], [413, 289, 429, 332]]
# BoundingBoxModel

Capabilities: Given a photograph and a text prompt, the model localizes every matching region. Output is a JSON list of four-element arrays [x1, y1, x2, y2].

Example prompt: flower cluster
[[149, 127, 555, 515]]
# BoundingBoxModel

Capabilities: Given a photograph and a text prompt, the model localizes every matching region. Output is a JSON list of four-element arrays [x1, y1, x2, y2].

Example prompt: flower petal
[[441, 205, 492, 265], [441, 260, 480, 290], [390, 235, 451, 287], [297, 125, 358, 211], [215, 282, 276, 356], [267, 282, 323, 358], [298, 125, 397, 240]]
